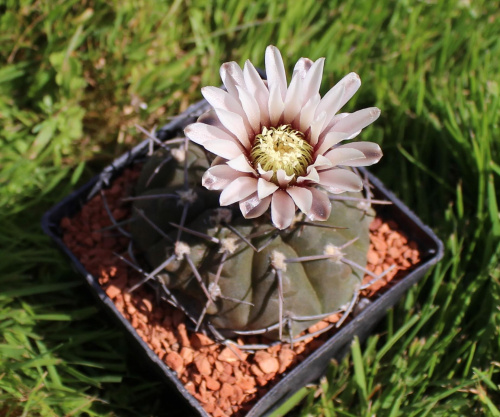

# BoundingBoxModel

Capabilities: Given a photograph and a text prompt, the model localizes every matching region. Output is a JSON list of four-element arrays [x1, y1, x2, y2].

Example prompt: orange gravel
[[61, 167, 420, 416]]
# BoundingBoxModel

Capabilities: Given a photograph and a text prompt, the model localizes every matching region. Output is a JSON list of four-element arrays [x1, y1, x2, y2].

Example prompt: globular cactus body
[[130, 145, 373, 341]]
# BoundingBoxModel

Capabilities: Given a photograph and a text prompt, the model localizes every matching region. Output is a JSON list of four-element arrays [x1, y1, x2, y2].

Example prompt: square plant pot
[[42, 98, 443, 417]]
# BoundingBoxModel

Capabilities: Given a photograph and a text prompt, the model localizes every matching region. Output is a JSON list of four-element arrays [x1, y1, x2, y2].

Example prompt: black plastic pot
[[42, 99, 444, 417]]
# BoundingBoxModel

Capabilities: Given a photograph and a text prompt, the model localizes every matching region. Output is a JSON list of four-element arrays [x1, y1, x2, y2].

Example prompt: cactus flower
[[185, 45, 382, 229]]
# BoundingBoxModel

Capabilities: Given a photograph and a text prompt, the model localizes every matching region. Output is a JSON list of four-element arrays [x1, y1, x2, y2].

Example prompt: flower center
[[250, 125, 313, 184]]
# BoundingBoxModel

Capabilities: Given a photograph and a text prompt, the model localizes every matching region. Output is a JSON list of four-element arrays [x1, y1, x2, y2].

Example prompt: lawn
[[1, 0, 499, 415]]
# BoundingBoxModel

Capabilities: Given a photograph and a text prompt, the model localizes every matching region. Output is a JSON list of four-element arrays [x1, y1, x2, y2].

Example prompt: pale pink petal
[[220, 62, 245, 98], [345, 130, 362, 140], [314, 82, 345, 129], [268, 84, 284, 126], [257, 178, 279, 199], [203, 87, 254, 139], [203, 139, 243, 160], [323, 147, 366, 166], [283, 74, 303, 124], [331, 107, 381, 137], [318, 113, 350, 141], [335, 142, 383, 166], [239, 193, 271, 218], [184, 123, 240, 147], [271, 190, 296, 229], [297, 166, 320, 184], [292, 57, 313, 78], [197, 109, 226, 131], [299, 94, 320, 133], [337, 72, 361, 110], [276, 169, 294, 187], [314, 72, 361, 129], [236, 86, 261, 134], [309, 111, 327, 146], [307, 187, 331, 221], [220, 177, 258, 205], [226, 154, 256, 173], [201, 87, 252, 133], [214, 108, 251, 149], [302, 58, 325, 105], [201, 86, 243, 113], [318, 169, 363, 192], [243, 60, 270, 126], [286, 186, 312, 214], [257, 164, 274, 181], [315, 131, 351, 156], [265, 45, 287, 101], [311, 154, 333, 169], [202, 165, 244, 190]]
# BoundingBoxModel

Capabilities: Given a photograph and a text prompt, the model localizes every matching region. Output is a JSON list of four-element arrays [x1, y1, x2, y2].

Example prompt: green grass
[[1, 0, 499, 415]]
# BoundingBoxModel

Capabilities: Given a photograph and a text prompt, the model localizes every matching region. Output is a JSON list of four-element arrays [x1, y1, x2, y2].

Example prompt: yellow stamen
[[250, 125, 313, 185]]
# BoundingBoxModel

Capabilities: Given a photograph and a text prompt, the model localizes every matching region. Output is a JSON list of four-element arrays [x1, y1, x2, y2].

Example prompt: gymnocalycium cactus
[[129, 46, 384, 343]]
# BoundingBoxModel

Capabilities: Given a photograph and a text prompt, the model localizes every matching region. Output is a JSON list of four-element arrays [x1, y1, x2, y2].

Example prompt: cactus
[[127, 45, 384, 342], [129, 143, 374, 341]]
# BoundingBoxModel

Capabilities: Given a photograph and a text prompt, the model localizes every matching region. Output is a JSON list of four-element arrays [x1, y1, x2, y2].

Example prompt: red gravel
[[61, 167, 420, 416]]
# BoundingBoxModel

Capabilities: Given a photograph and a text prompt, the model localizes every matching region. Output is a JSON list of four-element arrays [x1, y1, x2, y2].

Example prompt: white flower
[[185, 45, 382, 229]]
